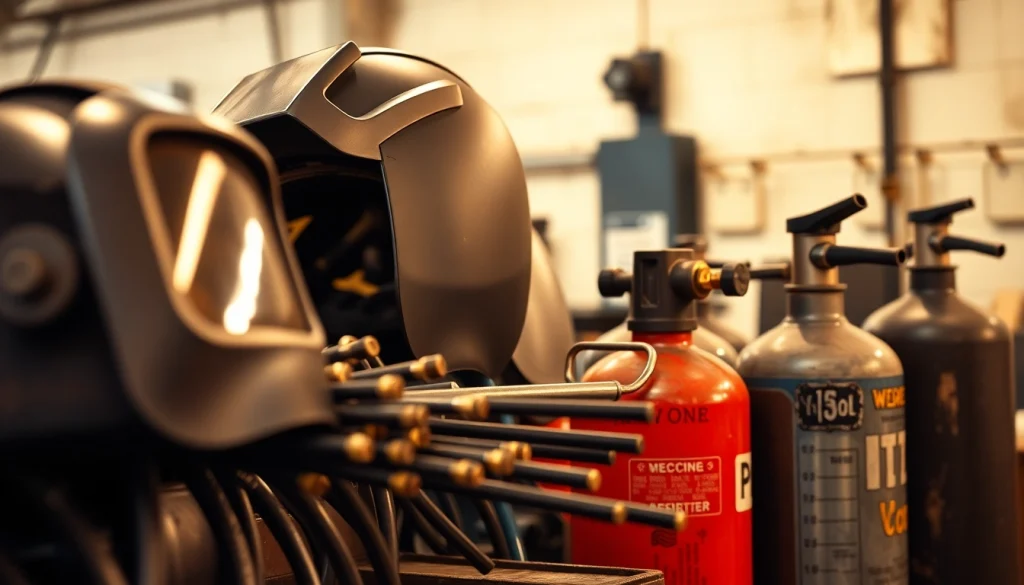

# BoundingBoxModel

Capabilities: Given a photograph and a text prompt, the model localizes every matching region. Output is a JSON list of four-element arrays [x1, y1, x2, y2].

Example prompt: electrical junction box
[[597, 125, 700, 306]]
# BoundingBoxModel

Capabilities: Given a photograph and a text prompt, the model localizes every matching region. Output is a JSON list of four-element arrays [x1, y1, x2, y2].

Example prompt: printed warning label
[[629, 457, 723, 517]]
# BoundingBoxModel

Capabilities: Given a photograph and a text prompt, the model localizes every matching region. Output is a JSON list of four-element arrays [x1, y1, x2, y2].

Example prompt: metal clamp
[[563, 341, 657, 394]]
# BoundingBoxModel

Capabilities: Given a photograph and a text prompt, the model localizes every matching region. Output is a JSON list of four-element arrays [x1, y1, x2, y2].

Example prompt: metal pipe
[[879, 0, 902, 303]]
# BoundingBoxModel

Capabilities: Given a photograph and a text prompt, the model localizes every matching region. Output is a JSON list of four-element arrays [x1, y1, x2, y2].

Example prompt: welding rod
[[508, 460, 602, 491], [336, 404, 429, 428], [418, 444, 515, 476], [395, 494, 449, 555], [485, 398, 654, 422], [325, 361, 354, 382], [281, 432, 376, 465], [323, 335, 381, 363], [388, 455, 485, 488], [318, 466, 422, 498], [402, 380, 622, 400], [429, 436, 531, 460], [428, 478, 629, 525], [331, 374, 405, 401], [399, 395, 490, 420], [407, 491, 495, 574], [350, 355, 447, 382], [622, 502, 688, 531], [375, 439, 416, 466], [406, 426, 431, 448], [527, 444, 616, 466], [428, 419, 644, 454], [406, 381, 460, 390]]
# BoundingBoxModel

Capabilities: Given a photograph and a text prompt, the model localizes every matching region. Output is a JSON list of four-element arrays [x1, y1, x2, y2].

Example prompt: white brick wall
[[392, 0, 1024, 338]]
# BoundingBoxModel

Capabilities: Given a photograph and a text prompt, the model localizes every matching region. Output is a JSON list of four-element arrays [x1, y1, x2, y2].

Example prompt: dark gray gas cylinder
[[862, 198, 1019, 585]]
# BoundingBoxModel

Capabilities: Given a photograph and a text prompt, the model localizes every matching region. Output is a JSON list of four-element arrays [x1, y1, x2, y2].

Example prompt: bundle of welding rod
[[283, 334, 685, 576]]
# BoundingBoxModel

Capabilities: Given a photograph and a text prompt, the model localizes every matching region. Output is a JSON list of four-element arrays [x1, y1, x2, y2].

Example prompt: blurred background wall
[[1, 0, 1021, 339]]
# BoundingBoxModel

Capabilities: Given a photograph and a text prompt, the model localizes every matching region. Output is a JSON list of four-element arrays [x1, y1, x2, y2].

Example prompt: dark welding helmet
[[0, 81, 333, 449], [214, 42, 532, 380]]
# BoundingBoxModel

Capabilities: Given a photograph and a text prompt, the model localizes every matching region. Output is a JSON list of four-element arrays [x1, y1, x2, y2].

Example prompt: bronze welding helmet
[[214, 42, 532, 379], [0, 81, 333, 449]]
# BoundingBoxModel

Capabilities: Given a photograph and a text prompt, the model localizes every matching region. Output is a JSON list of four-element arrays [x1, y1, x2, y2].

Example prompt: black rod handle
[[407, 492, 495, 574], [508, 460, 601, 491], [786, 194, 867, 234], [932, 234, 1006, 257], [810, 243, 905, 268]]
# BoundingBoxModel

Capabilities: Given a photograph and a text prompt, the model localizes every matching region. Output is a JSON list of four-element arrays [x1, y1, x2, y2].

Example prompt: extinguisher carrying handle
[[563, 341, 657, 395]]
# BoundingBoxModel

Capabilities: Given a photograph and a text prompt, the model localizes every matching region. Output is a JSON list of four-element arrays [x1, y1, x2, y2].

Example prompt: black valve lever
[[907, 198, 975, 224], [810, 244, 906, 269], [930, 235, 1006, 258], [786, 194, 868, 235], [748, 263, 791, 280]]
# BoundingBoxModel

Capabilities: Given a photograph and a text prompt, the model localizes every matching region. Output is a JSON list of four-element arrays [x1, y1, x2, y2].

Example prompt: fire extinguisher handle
[[563, 341, 657, 394]]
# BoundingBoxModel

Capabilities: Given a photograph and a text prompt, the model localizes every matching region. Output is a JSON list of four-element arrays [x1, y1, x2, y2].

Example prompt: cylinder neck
[[786, 289, 846, 321], [909, 267, 956, 292], [913, 222, 951, 268], [792, 233, 840, 287], [631, 331, 693, 346]]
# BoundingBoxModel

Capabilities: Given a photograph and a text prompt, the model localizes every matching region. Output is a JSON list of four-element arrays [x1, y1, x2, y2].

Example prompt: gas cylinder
[[737, 194, 907, 585], [570, 248, 753, 585], [862, 198, 1019, 585]]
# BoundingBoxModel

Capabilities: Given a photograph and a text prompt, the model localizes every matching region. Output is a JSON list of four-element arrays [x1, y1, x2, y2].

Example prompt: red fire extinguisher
[[570, 249, 753, 585]]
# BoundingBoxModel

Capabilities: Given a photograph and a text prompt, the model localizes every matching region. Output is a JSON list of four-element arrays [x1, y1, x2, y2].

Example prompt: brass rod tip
[[338, 335, 358, 346], [325, 361, 353, 382], [586, 469, 602, 492], [483, 449, 514, 476], [387, 471, 422, 497], [451, 396, 490, 420], [514, 442, 532, 461], [297, 473, 331, 497], [344, 433, 375, 464], [674, 511, 688, 531], [610, 502, 627, 525], [376, 374, 405, 399], [608, 451, 617, 465], [383, 439, 416, 465], [634, 436, 645, 453], [407, 427, 431, 448], [364, 424, 388, 440], [421, 354, 448, 378], [643, 402, 655, 423], [449, 459, 485, 487], [397, 405, 429, 428], [362, 336, 381, 357]]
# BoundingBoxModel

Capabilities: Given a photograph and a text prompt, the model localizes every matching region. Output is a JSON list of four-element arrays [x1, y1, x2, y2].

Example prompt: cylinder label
[[747, 375, 908, 585], [630, 457, 723, 516]]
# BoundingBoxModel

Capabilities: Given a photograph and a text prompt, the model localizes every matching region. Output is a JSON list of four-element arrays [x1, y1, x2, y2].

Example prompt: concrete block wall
[[0, 0, 1020, 338], [0, 0, 344, 110], [393, 0, 1024, 339]]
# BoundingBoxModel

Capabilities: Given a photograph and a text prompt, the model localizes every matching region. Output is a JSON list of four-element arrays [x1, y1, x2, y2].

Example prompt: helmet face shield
[[216, 43, 532, 379], [0, 83, 334, 448]]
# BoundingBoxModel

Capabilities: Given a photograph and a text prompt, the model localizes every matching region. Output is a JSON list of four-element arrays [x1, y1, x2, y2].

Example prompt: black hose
[[407, 492, 495, 574], [237, 473, 321, 585], [183, 468, 257, 585], [395, 497, 448, 554], [432, 492, 464, 533], [8, 474, 129, 585], [129, 464, 165, 585], [0, 550, 32, 585], [472, 499, 510, 560], [272, 479, 365, 585], [324, 480, 401, 585], [372, 487, 399, 559], [217, 472, 265, 585]]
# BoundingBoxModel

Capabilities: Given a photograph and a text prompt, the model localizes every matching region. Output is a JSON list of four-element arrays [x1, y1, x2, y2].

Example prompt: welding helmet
[[214, 42, 532, 380], [0, 81, 333, 449]]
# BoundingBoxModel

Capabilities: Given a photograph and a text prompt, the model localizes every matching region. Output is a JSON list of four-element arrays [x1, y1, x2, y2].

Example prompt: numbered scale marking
[[798, 440, 862, 584]]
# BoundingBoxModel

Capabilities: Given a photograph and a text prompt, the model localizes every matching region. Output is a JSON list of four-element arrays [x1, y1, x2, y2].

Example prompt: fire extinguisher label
[[629, 457, 722, 516], [735, 452, 753, 512], [747, 375, 908, 585]]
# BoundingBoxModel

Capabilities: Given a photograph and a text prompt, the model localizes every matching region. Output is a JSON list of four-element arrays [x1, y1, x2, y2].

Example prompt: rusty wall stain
[[936, 372, 959, 437]]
